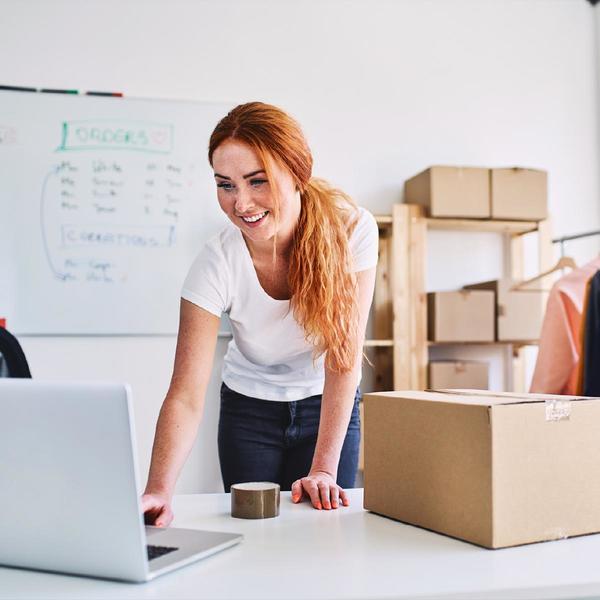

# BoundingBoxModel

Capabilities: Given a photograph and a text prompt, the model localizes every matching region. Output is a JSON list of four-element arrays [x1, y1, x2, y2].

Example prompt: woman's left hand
[[291, 470, 349, 510]]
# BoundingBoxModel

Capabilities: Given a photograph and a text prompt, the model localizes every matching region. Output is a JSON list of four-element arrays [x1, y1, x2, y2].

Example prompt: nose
[[234, 187, 256, 215]]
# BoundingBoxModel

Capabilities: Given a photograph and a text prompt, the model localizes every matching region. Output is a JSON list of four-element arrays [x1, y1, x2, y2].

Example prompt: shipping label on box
[[405, 166, 490, 218], [363, 389, 600, 549]]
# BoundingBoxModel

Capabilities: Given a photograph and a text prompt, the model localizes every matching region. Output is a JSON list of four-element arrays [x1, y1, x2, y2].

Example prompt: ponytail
[[289, 178, 360, 373]]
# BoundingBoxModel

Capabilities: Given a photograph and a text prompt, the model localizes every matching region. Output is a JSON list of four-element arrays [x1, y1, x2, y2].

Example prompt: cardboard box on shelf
[[490, 167, 547, 221], [428, 361, 488, 390], [427, 291, 495, 342], [405, 166, 490, 218], [363, 389, 600, 549], [464, 278, 544, 342]]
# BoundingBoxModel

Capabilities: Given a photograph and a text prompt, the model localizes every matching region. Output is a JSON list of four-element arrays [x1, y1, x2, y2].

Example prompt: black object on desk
[[0, 327, 31, 378]]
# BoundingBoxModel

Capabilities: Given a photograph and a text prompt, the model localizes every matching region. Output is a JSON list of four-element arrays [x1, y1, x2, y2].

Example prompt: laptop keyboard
[[147, 544, 179, 561]]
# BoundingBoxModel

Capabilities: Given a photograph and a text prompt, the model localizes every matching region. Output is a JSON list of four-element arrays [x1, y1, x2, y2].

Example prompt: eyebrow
[[214, 169, 266, 180]]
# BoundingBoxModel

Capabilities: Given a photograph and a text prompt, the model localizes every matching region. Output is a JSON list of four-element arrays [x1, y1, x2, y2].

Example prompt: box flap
[[433, 388, 596, 406], [492, 166, 547, 174], [366, 390, 498, 407], [366, 389, 598, 408]]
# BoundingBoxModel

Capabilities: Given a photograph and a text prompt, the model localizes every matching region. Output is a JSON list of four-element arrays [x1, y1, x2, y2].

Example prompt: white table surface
[[2, 488, 600, 600]]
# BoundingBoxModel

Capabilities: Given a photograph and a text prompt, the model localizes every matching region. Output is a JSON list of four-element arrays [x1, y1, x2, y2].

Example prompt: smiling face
[[212, 139, 301, 254]]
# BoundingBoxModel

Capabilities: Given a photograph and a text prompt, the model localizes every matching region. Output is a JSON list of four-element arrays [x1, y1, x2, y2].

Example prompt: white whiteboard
[[0, 91, 232, 335]]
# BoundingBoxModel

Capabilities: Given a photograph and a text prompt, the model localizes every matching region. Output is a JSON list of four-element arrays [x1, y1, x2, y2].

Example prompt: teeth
[[242, 211, 267, 223]]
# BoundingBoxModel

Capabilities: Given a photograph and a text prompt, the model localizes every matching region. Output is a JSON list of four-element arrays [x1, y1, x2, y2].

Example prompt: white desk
[[2, 489, 600, 600]]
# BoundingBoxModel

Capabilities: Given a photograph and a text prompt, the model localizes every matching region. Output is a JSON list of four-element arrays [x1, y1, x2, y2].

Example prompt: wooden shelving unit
[[365, 203, 553, 392]]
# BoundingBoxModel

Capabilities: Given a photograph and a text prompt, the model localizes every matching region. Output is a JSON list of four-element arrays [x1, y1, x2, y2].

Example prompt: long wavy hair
[[208, 102, 360, 374]]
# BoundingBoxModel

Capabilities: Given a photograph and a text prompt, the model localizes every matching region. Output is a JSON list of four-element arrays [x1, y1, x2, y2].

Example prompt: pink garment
[[530, 257, 600, 395]]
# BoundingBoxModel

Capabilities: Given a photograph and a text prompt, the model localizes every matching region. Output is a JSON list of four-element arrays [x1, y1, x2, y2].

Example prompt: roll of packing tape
[[231, 482, 280, 519]]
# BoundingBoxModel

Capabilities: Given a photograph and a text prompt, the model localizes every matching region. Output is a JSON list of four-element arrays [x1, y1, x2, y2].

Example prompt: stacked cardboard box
[[490, 168, 547, 220], [405, 166, 490, 218], [464, 278, 544, 342], [405, 166, 547, 221], [428, 361, 488, 390], [427, 290, 495, 342]]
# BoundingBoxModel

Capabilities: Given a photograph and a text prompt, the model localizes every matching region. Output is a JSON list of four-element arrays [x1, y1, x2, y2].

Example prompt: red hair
[[208, 102, 359, 373]]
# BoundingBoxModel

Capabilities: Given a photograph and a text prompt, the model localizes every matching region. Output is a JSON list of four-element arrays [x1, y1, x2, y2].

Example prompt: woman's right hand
[[141, 492, 174, 528]]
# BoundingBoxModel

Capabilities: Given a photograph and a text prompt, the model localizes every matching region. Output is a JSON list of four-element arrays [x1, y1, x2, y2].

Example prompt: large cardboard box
[[405, 166, 490, 218], [363, 389, 600, 549], [427, 291, 495, 342], [428, 361, 488, 390], [358, 400, 364, 471], [464, 278, 544, 341], [490, 167, 547, 221]]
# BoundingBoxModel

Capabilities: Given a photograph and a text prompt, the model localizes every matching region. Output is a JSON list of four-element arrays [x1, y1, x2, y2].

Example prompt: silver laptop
[[0, 379, 242, 582]]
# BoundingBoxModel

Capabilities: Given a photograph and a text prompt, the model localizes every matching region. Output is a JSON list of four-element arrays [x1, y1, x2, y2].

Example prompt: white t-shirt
[[181, 206, 379, 401]]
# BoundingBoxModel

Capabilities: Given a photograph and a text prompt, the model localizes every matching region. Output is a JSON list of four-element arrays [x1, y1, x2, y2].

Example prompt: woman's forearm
[[144, 394, 204, 498], [310, 367, 360, 476], [311, 268, 375, 479]]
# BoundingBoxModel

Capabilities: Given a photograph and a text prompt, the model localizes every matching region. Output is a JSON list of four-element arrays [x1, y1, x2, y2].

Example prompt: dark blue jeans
[[217, 382, 361, 492]]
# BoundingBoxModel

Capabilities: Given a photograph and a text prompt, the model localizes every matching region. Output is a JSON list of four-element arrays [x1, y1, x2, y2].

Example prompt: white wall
[[3, 0, 600, 493]]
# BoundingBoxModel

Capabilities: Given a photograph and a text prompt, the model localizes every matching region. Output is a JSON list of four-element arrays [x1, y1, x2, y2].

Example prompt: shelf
[[364, 339, 394, 347], [428, 340, 538, 347], [371, 204, 552, 392], [426, 218, 539, 235], [375, 213, 540, 235]]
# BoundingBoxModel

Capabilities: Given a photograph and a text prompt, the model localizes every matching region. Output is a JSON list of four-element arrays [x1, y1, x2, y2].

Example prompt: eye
[[249, 179, 267, 188], [217, 181, 234, 191]]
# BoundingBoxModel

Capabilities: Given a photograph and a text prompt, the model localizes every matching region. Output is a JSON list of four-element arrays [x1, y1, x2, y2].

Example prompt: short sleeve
[[349, 208, 379, 272], [181, 241, 229, 317]]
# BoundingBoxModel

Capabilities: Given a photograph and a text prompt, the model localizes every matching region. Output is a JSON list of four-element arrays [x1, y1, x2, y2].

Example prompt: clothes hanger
[[510, 255, 578, 292]]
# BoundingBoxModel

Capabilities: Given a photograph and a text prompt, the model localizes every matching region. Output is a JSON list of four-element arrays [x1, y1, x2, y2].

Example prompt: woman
[[142, 102, 378, 526]]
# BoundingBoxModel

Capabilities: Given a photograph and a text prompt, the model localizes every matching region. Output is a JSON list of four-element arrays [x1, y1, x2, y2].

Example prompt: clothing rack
[[552, 229, 600, 257]]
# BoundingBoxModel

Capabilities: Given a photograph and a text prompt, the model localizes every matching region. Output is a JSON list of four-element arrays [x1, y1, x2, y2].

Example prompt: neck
[[243, 212, 300, 261], [244, 230, 294, 262]]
